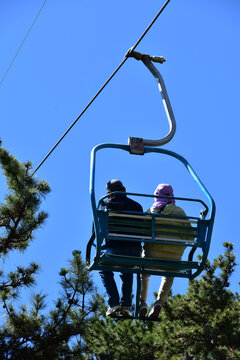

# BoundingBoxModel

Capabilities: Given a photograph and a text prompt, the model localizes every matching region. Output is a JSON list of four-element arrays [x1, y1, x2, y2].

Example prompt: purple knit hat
[[151, 184, 175, 210]]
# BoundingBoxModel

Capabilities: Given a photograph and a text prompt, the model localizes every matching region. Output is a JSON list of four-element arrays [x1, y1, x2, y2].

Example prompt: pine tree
[[159, 242, 240, 359], [81, 243, 240, 360], [0, 139, 50, 316], [0, 141, 102, 359]]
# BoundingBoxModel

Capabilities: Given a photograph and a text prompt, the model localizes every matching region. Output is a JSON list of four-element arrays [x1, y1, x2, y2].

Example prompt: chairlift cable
[[0, 0, 47, 86], [32, 0, 171, 176]]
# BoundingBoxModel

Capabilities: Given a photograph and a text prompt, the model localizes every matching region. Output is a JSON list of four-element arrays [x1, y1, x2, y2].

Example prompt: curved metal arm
[[127, 50, 176, 147], [86, 231, 95, 264]]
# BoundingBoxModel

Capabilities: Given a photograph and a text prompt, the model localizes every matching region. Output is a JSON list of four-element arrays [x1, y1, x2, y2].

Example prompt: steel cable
[[0, 0, 47, 86], [32, 0, 171, 175]]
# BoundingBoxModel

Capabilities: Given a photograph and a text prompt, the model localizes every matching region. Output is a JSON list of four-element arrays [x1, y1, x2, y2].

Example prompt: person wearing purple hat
[[99, 179, 143, 317], [139, 183, 191, 319]]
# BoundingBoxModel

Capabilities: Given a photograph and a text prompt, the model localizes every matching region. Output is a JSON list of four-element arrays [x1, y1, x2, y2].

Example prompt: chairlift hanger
[[86, 51, 215, 321], [126, 49, 176, 152]]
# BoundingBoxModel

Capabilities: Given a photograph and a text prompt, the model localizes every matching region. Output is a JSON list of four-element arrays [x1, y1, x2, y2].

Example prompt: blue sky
[[1, 0, 239, 310]]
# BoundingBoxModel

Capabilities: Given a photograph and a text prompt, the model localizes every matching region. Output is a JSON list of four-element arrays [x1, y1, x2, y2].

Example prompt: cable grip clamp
[[125, 48, 166, 64], [128, 137, 144, 155]]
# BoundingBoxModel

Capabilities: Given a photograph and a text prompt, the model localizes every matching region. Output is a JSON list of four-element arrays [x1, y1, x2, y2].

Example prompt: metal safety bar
[[98, 191, 209, 216]]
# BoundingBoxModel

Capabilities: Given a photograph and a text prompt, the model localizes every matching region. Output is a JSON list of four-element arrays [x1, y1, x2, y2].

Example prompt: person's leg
[[118, 246, 141, 309], [120, 272, 133, 307], [157, 276, 174, 303], [145, 249, 180, 303], [99, 270, 119, 307], [139, 274, 150, 316], [148, 276, 174, 319], [141, 248, 158, 305], [146, 249, 180, 318], [140, 274, 150, 304], [99, 247, 120, 308]]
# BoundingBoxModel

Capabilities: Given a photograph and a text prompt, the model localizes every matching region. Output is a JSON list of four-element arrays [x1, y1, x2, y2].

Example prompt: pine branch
[[0, 141, 50, 256]]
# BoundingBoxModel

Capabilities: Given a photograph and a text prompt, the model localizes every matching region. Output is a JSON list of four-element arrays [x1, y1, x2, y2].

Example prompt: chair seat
[[99, 253, 199, 272]]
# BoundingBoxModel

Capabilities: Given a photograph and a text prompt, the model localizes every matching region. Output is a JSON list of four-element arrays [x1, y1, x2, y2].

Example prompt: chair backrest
[[87, 207, 211, 279], [107, 211, 197, 244]]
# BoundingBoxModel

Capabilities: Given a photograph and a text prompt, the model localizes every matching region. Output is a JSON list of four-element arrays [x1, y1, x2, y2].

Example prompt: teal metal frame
[[87, 142, 215, 319]]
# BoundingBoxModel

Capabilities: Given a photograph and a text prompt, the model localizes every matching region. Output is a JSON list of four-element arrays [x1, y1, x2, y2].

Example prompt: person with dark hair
[[100, 179, 143, 316]]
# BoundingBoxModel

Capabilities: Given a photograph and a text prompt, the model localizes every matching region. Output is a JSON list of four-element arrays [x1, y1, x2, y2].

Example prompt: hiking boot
[[148, 300, 162, 319]]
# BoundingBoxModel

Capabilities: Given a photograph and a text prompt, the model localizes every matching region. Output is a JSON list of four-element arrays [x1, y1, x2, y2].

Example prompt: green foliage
[[0, 140, 50, 255], [83, 315, 160, 360], [81, 243, 240, 360], [0, 250, 102, 360], [157, 242, 240, 359], [0, 141, 102, 359]]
